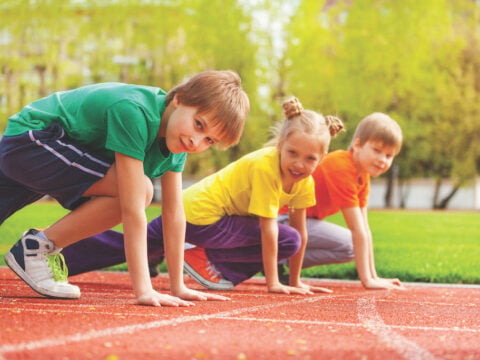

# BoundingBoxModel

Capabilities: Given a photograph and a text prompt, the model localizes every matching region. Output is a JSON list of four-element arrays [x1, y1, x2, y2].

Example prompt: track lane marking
[[357, 296, 437, 360], [220, 316, 480, 333], [0, 295, 332, 354]]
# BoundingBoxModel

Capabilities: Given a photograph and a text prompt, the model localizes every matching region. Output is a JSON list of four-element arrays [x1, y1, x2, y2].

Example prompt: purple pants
[[62, 215, 301, 285]]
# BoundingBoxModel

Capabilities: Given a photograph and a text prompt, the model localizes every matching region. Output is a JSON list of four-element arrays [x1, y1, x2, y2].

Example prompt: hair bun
[[324, 115, 345, 137], [282, 97, 304, 119]]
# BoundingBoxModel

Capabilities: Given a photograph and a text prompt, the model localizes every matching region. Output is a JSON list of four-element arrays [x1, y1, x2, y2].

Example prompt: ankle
[[37, 231, 62, 254]]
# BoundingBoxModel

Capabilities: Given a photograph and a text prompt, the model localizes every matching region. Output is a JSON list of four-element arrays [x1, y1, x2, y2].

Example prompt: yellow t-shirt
[[183, 146, 316, 225]]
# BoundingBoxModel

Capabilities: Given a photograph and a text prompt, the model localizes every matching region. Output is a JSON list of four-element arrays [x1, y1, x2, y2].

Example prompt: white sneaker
[[5, 229, 81, 299]]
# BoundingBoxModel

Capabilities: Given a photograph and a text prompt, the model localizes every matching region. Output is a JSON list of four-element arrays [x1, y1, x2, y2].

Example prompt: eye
[[205, 137, 215, 145], [195, 119, 203, 130]]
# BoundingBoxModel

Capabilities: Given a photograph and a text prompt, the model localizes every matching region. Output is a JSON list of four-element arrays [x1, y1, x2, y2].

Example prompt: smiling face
[[278, 131, 325, 192], [162, 96, 222, 154], [352, 139, 397, 178]]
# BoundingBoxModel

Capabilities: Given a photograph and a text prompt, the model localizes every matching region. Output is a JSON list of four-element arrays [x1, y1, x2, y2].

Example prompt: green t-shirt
[[4, 82, 186, 178]]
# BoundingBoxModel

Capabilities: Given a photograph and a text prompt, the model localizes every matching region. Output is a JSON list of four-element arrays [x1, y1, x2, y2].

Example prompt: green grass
[[1, 202, 479, 284]]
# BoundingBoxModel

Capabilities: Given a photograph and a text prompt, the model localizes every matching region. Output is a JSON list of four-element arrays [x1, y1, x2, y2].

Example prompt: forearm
[[366, 230, 378, 278], [288, 232, 307, 286], [287, 209, 307, 286], [259, 217, 280, 288], [159, 171, 188, 294], [352, 232, 373, 285], [162, 214, 187, 294], [262, 234, 280, 288], [123, 212, 152, 297]]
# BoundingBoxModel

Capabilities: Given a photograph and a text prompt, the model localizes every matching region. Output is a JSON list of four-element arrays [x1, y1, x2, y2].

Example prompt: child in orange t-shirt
[[279, 112, 405, 290]]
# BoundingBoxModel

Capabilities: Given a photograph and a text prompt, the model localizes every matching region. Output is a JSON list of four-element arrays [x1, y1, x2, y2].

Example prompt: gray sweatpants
[[278, 214, 354, 268]]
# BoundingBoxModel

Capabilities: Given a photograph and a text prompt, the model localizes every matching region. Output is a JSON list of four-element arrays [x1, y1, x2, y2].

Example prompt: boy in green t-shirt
[[0, 70, 249, 306]]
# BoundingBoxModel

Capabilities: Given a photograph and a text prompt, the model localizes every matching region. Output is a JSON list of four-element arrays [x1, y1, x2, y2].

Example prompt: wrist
[[170, 278, 187, 295], [267, 279, 282, 290]]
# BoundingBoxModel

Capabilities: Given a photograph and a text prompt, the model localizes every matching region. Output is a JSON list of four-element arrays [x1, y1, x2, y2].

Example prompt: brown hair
[[350, 112, 402, 153], [266, 97, 344, 154], [166, 70, 250, 148]]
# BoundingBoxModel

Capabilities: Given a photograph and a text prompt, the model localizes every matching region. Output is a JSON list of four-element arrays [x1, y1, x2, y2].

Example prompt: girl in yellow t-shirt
[[63, 97, 343, 295]]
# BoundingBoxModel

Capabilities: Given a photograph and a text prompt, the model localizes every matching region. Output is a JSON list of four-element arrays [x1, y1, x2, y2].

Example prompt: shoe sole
[[5, 252, 81, 299], [183, 262, 234, 291]]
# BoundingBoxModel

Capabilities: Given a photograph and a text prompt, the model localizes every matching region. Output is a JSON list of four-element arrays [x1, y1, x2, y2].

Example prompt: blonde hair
[[266, 97, 344, 154], [350, 112, 402, 153], [166, 70, 250, 149]]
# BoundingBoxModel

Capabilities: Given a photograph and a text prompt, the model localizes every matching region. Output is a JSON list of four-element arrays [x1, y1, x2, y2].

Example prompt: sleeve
[[358, 177, 370, 208], [248, 165, 281, 218], [104, 100, 149, 160], [168, 153, 187, 173]]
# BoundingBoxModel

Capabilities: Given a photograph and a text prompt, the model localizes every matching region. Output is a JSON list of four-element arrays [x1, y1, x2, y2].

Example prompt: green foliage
[[282, 0, 480, 206], [0, 0, 263, 175], [1, 0, 480, 206], [0, 202, 479, 284]]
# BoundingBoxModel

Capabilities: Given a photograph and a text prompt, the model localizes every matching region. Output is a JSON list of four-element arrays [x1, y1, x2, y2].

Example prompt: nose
[[293, 159, 306, 171], [188, 134, 206, 152], [378, 153, 388, 166]]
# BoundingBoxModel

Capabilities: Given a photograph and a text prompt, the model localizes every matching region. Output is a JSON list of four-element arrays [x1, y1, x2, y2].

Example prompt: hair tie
[[282, 97, 304, 119]]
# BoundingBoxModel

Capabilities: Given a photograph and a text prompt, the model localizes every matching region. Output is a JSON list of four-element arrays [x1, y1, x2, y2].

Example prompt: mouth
[[289, 169, 304, 179], [179, 138, 191, 153], [370, 164, 386, 176]]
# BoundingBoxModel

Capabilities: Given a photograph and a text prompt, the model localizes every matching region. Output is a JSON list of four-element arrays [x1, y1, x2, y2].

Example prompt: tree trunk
[[435, 184, 462, 209], [432, 178, 442, 209], [383, 163, 399, 208]]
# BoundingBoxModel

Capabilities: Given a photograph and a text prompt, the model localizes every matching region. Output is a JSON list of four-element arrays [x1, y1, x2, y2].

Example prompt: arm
[[161, 171, 230, 302], [287, 208, 307, 285], [160, 171, 186, 294], [117, 154, 201, 306], [259, 216, 310, 295], [342, 207, 403, 290], [116, 153, 190, 306], [288, 209, 332, 293], [115, 153, 153, 300]]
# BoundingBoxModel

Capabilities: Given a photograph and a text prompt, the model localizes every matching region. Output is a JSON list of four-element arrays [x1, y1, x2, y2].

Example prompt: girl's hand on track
[[137, 289, 195, 307], [174, 286, 230, 301], [268, 283, 313, 295], [296, 281, 333, 294]]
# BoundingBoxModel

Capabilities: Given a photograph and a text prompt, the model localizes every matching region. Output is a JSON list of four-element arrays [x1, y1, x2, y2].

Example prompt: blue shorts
[[0, 124, 113, 223]]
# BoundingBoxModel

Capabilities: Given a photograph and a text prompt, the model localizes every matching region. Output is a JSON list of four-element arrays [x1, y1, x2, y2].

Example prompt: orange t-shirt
[[305, 149, 370, 220]]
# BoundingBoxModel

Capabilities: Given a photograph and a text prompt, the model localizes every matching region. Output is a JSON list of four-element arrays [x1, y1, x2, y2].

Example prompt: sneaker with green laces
[[5, 229, 81, 299]]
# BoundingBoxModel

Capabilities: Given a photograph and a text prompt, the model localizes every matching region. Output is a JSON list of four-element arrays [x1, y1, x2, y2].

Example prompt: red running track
[[0, 267, 479, 360]]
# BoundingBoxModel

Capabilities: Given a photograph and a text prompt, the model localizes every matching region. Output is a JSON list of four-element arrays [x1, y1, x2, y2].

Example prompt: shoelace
[[206, 262, 221, 281], [46, 253, 69, 282]]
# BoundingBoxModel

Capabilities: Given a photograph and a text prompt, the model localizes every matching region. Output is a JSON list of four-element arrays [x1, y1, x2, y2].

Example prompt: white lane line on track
[[220, 316, 480, 333], [357, 296, 437, 360], [0, 295, 333, 354], [2, 307, 478, 334]]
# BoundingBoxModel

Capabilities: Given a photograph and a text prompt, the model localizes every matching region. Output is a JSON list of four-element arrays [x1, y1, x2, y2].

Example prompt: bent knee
[[145, 177, 154, 207], [278, 226, 301, 258], [343, 242, 355, 262]]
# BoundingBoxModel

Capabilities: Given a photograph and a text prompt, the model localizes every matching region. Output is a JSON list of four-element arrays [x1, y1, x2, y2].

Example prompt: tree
[[281, 0, 480, 208]]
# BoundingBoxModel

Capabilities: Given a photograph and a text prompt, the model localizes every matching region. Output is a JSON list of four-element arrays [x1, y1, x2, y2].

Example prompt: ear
[[172, 94, 180, 107], [352, 138, 362, 151], [277, 139, 284, 152]]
